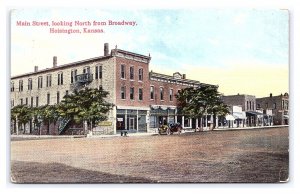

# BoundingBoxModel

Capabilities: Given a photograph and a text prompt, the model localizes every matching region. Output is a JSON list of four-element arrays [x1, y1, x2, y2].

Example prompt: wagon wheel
[[167, 128, 171, 135]]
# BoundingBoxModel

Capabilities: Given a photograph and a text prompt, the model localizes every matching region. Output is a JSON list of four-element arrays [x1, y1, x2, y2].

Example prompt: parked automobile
[[158, 122, 182, 135]]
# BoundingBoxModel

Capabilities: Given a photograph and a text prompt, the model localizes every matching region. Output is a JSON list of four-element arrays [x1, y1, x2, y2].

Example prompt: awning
[[225, 114, 235, 121], [233, 112, 246, 119], [246, 111, 263, 115]]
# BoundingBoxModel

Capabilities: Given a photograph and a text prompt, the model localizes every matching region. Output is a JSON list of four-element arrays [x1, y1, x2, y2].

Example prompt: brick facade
[[256, 93, 289, 125]]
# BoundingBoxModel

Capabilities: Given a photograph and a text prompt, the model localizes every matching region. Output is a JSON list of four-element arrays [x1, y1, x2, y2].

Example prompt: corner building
[[11, 43, 215, 135]]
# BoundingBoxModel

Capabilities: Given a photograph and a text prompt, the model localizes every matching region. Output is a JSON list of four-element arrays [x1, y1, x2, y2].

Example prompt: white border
[[2, 0, 299, 193]]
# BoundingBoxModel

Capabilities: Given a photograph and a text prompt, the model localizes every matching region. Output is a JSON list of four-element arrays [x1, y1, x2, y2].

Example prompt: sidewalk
[[11, 125, 288, 140]]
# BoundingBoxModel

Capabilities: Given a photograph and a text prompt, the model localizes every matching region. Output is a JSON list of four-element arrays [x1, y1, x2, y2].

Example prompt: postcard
[[10, 8, 289, 183]]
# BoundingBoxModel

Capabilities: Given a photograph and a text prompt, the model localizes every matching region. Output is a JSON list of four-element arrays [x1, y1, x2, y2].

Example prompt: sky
[[10, 8, 289, 97]]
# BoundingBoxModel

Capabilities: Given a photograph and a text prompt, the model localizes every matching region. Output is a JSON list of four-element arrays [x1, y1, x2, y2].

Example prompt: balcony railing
[[75, 73, 93, 84]]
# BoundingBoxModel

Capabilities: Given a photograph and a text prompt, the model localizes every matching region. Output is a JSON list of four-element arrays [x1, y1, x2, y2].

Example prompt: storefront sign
[[98, 121, 112, 126], [117, 118, 123, 122]]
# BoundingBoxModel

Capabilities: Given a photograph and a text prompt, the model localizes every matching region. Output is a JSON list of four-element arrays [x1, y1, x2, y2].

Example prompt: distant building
[[222, 94, 259, 127], [256, 93, 289, 125]]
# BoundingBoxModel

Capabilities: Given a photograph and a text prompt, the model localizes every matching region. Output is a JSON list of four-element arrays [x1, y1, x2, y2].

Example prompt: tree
[[11, 105, 32, 134], [59, 87, 114, 131], [176, 85, 229, 130], [37, 105, 60, 135]]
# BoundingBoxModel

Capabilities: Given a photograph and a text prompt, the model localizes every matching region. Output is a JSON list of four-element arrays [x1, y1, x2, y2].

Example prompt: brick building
[[256, 93, 289, 125], [11, 43, 215, 135]]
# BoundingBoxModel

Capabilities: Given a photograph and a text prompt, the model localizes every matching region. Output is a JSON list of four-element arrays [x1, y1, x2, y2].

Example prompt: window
[[95, 65, 102, 79], [99, 85, 103, 90], [150, 86, 154, 100], [65, 90, 69, 96], [25, 98, 28, 105], [130, 87, 134, 100], [58, 72, 63, 85], [11, 82, 14, 92], [46, 74, 52, 87], [160, 87, 164, 100], [138, 68, 143, 81], [169, 89, 173, 101], [47, 93, 50, 104], [38, 76, 43, 89], [31, 97, 33, 107], [265, 103, 268, 109], [83, 66, 90, 74], [247, 101, 249, 110], [19, 80, 23, 91], [273, 103, 276, 109], [20, 98, 23, 105], [71, 69, 77, 83], [57, 92, 60, 104], [121, 86, 126, 99], [130, 66, 134, 80], [257, 103, 261, 109], [28, 78, 32, 90], [11, 99, 14, 107], [121, 65, 126, 79], [249, 101, 251, 111], [36, 96, 39, 107], [138, 88, 143, 100]]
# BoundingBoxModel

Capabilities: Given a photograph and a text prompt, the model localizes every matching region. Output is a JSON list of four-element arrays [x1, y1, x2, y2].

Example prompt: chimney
[[104, 43, 109, 56], [270, 93, 272, 97], [34, 66, 38, 72], [182, 74, 186, 79], [53, 56, 57, 67]]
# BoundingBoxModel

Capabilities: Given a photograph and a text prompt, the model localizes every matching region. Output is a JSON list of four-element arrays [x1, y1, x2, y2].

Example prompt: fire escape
[[59, 72, 93, 135]]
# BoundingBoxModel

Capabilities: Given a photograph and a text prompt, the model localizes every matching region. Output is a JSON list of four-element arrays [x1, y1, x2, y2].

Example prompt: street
[[11, 127, 289, 183]]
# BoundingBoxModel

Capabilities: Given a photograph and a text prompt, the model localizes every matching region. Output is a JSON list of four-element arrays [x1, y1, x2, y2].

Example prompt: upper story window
[[265, 103, 268, 109], [257, 103, 261, 109], [36, 96, 39, 107], [71, 69, 77, 83], [138, 68, 143, 81], [83, 66, 90, 74], [19, 80, 23, 92], [95, 65, 102, 79], [58, 72, 63, 85], [130, 87, 134, 100], [169, 89, 173, 101], [11, 82, 14, 92], [28, 78, 32, 90], [121, 64, 126, 79], [46, 74, 52, 87], [160, 87, 164, 101], [130, 66, 134, 80], [47, 93, 50, 105], [138, 88, 143, 101], [20, 98, 23, 105], [57, 91, 60, 104], [31, 97, 33, 107], [38, 76, 43, 89], [273, 103, 276, 109], [121, 86, 126, 99], [150, 86, 154, 100]]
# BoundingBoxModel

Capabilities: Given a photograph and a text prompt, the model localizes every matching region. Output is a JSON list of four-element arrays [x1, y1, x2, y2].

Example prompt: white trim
[[117, 105, 150, 111]]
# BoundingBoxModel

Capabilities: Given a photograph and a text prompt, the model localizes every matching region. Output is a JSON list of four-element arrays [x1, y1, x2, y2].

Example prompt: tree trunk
[[213, 114, 217, 130]]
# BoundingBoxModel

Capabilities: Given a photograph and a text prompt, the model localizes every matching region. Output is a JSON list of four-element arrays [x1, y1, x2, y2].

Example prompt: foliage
[[59, 87, 114, 129], [176, 85, 230, 128]]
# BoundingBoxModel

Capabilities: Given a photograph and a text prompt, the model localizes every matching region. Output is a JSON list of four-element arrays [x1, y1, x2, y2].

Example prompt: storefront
[[116, 106, 149, 133]]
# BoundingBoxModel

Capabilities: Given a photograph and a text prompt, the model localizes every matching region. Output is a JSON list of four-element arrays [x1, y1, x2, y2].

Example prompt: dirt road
[[11, 127, 289, 183]]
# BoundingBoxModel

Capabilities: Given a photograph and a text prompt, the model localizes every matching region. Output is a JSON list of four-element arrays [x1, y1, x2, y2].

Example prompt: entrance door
[[129, 117, 135, 130]]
